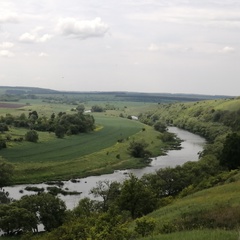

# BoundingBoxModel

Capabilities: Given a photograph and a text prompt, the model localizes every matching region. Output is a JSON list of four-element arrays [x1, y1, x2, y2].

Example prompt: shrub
[[25, 130, 39, 143]]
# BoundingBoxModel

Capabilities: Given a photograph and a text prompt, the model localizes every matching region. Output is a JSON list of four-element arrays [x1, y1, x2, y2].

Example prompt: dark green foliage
[[0, 123, 9, 132], [118, 174, 157, 218], [154, 121, 167, 133], [0, 139, 7, 149], [15, 193, 66, 232], [54, 125, 65, 138], [0, 157, 14, 187], [128, 140, 151, 158], [0, 204, 37, 235], [161, 131, 176, 142], [90, 180, 121, 212], [25, 130, 39, 142], [0, 111, 95, 140], [76, 104, 85, 113], [73, 197, 101, 217], [220, 133, 240, 170], [91, 105, 104, 112], [0, 190, 11, 204]]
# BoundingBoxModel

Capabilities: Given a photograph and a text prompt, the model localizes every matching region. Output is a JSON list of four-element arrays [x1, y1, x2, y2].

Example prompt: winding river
[[3, 127, 205, 209]]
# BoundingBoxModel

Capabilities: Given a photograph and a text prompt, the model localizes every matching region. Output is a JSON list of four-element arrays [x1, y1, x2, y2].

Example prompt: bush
[[135, 216, 156, 237], [128, 141, 151, 158], [25, 130, 39, 143]]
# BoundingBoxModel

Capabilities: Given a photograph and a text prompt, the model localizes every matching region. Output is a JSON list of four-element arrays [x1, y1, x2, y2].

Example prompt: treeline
[[0, 110, 95, 147], [0, 155, 238, 239]]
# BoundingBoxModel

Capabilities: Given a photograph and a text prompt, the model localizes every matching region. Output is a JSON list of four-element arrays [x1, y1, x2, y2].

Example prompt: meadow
[[0, 97, 165, 184]]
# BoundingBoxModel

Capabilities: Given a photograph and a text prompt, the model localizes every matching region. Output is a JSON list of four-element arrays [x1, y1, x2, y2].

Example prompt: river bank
[[3, 127, 205, 209]]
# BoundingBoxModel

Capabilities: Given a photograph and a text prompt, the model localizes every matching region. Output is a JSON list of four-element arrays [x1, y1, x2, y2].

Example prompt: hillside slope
[[137, 173, 240, 239]]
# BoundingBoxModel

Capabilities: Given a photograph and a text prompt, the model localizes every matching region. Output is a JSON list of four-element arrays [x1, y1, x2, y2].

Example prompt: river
[[3, 127, 205, 209]]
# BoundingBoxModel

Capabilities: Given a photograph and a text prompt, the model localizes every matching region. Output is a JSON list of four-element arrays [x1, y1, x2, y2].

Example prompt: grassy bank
[[1, 114, 167, 184]]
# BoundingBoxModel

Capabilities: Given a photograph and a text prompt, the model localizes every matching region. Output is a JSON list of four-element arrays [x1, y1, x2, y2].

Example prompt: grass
[[1, 114, 165, 184], [140, 229, 239, 240], [134, 176, 240, 239], [2, 115, 142, 163]]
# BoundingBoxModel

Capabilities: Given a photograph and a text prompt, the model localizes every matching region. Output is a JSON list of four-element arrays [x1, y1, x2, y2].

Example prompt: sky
[[0, 0, 239, 96]]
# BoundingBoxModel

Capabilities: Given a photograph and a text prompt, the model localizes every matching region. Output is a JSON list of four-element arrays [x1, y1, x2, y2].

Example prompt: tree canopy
[[220, 133, 240, 170]]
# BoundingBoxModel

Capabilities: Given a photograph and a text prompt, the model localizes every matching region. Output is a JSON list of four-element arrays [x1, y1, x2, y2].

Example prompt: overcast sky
[[0, 0, 239, 96]]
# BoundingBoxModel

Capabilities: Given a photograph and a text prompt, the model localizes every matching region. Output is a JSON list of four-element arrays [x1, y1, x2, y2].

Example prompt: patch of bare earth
[[0, 102, 26, 108]]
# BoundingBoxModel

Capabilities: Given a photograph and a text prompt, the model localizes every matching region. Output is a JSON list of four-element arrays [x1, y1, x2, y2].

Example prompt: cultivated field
[[0, 96, 165, 184]]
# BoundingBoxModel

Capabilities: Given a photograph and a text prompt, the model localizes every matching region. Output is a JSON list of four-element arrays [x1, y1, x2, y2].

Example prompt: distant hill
[[0, 86, 234, 103], [0, 86, 59, 95]]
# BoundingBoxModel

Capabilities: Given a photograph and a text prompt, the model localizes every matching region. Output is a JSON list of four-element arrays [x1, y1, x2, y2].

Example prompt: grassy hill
[[137, 172, 240, 239], [134, 97, 240, 240]]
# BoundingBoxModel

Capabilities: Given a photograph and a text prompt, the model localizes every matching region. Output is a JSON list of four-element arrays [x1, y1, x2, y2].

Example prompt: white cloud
[[0, 14, 19, 23], [56, 17, 109, 39], [219, 46, 235, 53], [19, 31, 52, 43], [148, 44, 160, 52], [148, 43, 193, 53], [0, 42, 14, 48], [39, 52, 49, 57], [129, 7, 240, 28], [0, 50, 14, 57]]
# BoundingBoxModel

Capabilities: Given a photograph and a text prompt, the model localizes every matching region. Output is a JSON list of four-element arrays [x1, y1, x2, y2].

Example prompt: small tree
[[128, 141, 151, 158], [76, 104, 85, 113], [55, 125, 65, 138], [25, 130, 39, 143], [154, 121, 167, 133]]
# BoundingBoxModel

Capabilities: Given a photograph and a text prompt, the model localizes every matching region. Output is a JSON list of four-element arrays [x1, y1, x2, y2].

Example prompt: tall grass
[[140, 229, 239, 240]]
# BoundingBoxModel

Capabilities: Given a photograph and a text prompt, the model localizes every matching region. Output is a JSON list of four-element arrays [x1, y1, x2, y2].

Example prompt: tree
[[25, 130, 39, 142], [0, 123, 9, 132], [220, 133, 240, 170], [76, 104, 85, 113], [91, 105, 104, 112], [35, 193, 67, 231], [0, 190, 11, 204], [16, 193, 66, 232], [128, 141, 151, 158], [0, 157, 14, 187], [118, 174, 157, 218], [90, 180, 121, 212], [73, 197, 100, 217], [0, 204, 37, 235], [154, 121, 167, 133], [55, 125, 65, 138]]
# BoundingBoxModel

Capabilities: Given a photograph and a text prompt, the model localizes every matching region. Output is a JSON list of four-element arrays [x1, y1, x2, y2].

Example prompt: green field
[[0, 110, 166, 184], [1, 115, 143, 163]]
